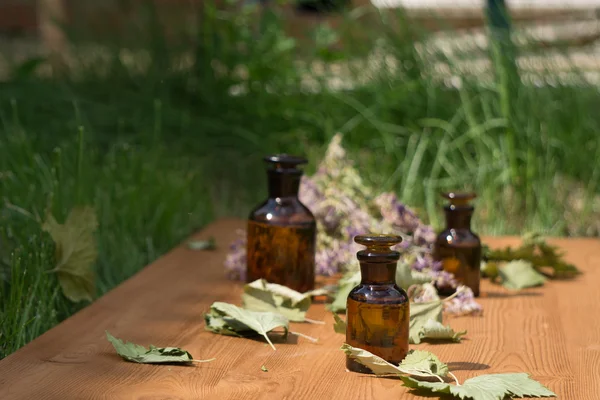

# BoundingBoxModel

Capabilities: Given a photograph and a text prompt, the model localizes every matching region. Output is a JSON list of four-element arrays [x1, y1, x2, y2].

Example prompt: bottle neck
[[267, 170, 301, 198], [444, 206, 473, 230], [359, 262, 397, 284]]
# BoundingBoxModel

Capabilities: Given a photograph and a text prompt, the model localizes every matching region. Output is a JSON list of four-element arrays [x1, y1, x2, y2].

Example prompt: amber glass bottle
[[246, 155, 316, 293], [433, 192, 481, 297], [346, 235, 410, 374]]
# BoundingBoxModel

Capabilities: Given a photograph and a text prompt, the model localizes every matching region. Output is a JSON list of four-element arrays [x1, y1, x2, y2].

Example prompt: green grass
[[1, 3, 599, 358]]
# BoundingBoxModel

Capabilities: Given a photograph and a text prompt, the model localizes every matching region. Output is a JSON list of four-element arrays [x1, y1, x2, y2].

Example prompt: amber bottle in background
[[433, 192, 481, 297], [246, 155, 316, 293], [346, 235, 410, 374]]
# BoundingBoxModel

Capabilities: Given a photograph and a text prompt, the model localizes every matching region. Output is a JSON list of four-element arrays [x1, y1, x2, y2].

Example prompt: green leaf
[[327, 271, 360, 312], [42, 206, 98, 303], [261, 365, 268, 372], [241, 279, 318, 322], [106, 331, 213, 364], [396, 258, 432, 290], [409, 300, 443, 344], [499, 260, 547, 290], [187, 237, 216, 250], [398, 349, 449, 378], [332, 311, 346, 334], [483, 233, 580, 279], [401, 373, 556, 400], [419, 319, 466, 343], [341, 344, 448, 380], [204, 302, 289, 350]]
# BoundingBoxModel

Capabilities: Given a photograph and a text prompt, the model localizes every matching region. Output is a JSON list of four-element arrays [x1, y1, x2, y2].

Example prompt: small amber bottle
[[433, 192, 481, 297], [246, 155, 316, 293], [346, 235, 410, 373]]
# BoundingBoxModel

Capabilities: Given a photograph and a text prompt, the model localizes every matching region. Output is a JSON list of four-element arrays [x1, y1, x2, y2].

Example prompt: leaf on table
[[341, 344, 448, 380], [42, 206, 98, 303], [261, 365, 268, 372], [401, 373, 556, 400], [419, 319, 466, 343], [327, 271, 360, 312], [187, 236, 216, 251], [242, 279, 319, 323], [398, 349, 449, 378], [105, 331, 213, 364], [483, 233, 580, 279], [332, 311, 346, 334], [499, 260, 546, 290], [204, 301, 289, 350], [341, 344, 407, 376], [409, 300, 443, 344]]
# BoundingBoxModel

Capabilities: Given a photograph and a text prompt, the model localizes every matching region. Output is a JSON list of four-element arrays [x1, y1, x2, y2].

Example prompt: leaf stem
[[304, 317, 325, 325], [191, 358, 216, 363], [263, 334, 277, 351], [448, 371, 461, 386], [290, 331, 319, 343], [442, 288, 463, 303]]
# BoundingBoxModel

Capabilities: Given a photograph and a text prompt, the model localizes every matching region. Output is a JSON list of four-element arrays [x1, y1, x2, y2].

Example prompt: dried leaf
[[204, 302, 289, 350], [261, 365, 268, 372], [409, 300, 443, 344], [242, 279, 317, 322], [419, 319, 466, 343], [106, 331, 214, 364], [399, 349, 449, 378], [187, 237, 216, 251], [332, 312, 346, 334], [401, 373, 556, 400], [341, 344, 448, 380], [327, 271, 360, 312], [483, 233, 580, 279], [42, 206, 98, 303], [499, 260, 546, 290], [396, 257, 432, 290]]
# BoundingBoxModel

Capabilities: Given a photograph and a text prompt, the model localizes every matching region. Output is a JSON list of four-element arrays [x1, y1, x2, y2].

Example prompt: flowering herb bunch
[[224, 133, 481, 315]]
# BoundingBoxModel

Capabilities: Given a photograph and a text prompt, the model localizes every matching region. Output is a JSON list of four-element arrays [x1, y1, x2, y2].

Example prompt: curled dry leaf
[[341, 344, 448, 380], [242, 279, 324, 323], [499, 260, 546, 290], [106, 331, 214, 364], [401, 373, 556, 400], [204, 301, 289, 350]]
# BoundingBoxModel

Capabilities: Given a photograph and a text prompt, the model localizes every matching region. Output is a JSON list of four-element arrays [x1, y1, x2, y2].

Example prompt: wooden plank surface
[[0, 218, 599, 399]]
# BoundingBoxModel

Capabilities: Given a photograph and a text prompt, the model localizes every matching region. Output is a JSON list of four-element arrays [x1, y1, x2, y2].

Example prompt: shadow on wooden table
[[447, 361, 490, 371], [481, 291, 543, 299]]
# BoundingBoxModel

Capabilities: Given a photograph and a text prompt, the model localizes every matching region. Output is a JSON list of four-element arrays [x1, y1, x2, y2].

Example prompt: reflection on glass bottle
[[433, 192, 481, 297], [346, 235, 410, 374], [246, 155, 316, 293]]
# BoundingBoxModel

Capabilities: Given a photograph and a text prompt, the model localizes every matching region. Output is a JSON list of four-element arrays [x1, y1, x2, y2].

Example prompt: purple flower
[[375, 193, 421, 233], [224, 230, 247, 280], [315, 240, 356, 276], [444, 285, 483, 316], [299, 176, 323, 212], [408, 283, 439, 303]]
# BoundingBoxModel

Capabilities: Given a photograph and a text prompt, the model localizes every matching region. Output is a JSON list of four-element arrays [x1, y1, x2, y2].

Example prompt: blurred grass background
[[0, 0, 599, 358]]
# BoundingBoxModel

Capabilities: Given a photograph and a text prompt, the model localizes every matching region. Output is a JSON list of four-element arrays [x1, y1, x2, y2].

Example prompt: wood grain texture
[[0, 218, 599, 399]]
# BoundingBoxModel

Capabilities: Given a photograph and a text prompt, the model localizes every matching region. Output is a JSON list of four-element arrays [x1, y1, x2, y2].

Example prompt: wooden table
[[1, 218, 599, 399]]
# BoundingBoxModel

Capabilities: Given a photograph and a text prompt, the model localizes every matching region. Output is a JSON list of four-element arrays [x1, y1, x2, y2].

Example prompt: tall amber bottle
[[433, 192, 481, 297], [346, 235, 410, 374], [246, 155, 316, 293]]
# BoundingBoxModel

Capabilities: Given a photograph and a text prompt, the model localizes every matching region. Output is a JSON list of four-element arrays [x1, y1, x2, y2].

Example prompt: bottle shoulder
[[436, 229, 481, 246], [348, 284, 409, 305], [249, 198, 316, 225]]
